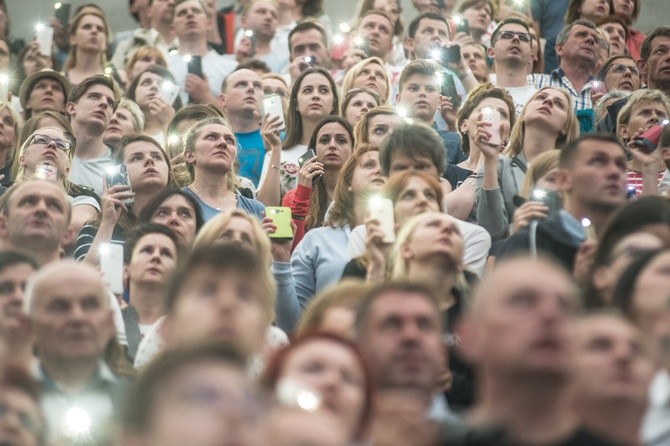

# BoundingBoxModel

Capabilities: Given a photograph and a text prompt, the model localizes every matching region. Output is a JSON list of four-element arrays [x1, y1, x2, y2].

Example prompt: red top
[[282, 184, 312, 251], [626, 27, 646, 61]]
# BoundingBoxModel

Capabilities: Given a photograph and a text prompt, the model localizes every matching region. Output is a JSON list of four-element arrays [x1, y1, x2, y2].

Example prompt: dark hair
[[0, 250, 38, 274], [288, 21, 328, 55], [0, 366, 45, 444], [397, 59, 439, 93], [305, 116, 354, 230], [490, 16, 531, 47], [121, 342, 249, 433], [407, 12, 448, 40], [123, 223, 179, 264], [67, 74, 119, 106], [661, 122, 670, 148], [595, 15, 628, 40], [235, 58, 271, 75], [113, 133, 175, 185], [379, 123, 446, 176], [565, 0, 613, 23], [138, 188, 204, 235], [640, 26, 670, 62], [559, 133, 624, 168], [341, 87, 381, 117], [261, 332, 374, 440], [126, 66, 183, 111], [595, 54, 636, 81]]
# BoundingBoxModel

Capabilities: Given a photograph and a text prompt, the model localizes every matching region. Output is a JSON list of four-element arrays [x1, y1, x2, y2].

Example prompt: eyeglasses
[[498, 31, 531, 43], [263, 88, 288, 98], [608, 64, 640, 76], [30, 133, 71, 152]]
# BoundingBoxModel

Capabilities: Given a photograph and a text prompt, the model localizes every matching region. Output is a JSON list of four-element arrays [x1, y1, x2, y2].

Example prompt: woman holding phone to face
[[282, 116, 355, 249]]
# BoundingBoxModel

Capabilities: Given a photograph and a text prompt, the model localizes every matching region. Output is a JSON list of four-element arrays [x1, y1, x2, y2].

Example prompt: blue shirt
[[182, 187, 265, 222], [235, 129, 265, 187]]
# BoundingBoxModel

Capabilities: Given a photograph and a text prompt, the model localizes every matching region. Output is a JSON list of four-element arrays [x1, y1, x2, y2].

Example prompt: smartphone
[[444, 44, 461, 65], [440, 71, 461, 108], [105, 164, 134, 205], [263, 94, 285, 131], [368, 197, 395, 244], [456, 18, 470, 35], [589, 80, 607, 96], [303, 55, 317, 67], [100, 243, 124, 295], [480, 107, 502, 146], [160, 81, 181, 106], [633, 121, 668, 153], [298, 148, 316, 167], [54, 1, 71, 27], [243, 29, 257, 57], [266, 207, 293, 239], [187, 55, 203, 79], [354, 37, 371, 57]]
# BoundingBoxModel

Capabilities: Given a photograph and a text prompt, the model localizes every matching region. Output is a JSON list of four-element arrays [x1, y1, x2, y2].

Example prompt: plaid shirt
[[529, 68, 594, 111]]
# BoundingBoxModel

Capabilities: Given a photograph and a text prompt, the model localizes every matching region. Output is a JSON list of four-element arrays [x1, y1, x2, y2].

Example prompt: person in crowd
[[18, 69, 71, 121], [120, 343, 264, 445], [476, 86, 578, 241], [0, 102, 20, 186], [612, 0, 645, 59], [616, 89, 670, 196], [122, 223, 179, 361], [594, 54, 641, 93], [0, 366, 46, 446], [262, 332, 374, 443], [638, 27, 670, 99], [167, 0, 238, 106], [488, 17, 537, 115], [354, 0, 405, 66], [597, 15, 628, 56], [283, 116, 354, 247], [455, 0, 496, 46], [566, 0, 613, 27], [15, 42, 54, 91], [462, 42, 490, 83], [499, 134, 628, 271], [63, 10, 114, 86], [572, 311, 655, 446], [123, 46, 169, 86], [75, 134, 174, 264], [239, 1, 286, 72], [261, 73, 289, 115], [395, 60, 465, 165], [286, 21, 333, 84], [138, 187, 204, 249], [67, 75, 120, 196], [25, 260, 132, 445], [103, 99, 146, 151], [340, 88, 381, 128], [181, 116, 265, 221], [341, 57, 391, 105], [343, 10, 396, 71], [258, 67, 338, 195], [352, 104, 401, 148], [126, 66, 182, 144]]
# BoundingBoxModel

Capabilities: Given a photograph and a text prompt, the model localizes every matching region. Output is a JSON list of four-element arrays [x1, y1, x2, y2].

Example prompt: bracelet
[[271, 164, 280, 170], [292, 214, 305, 221]]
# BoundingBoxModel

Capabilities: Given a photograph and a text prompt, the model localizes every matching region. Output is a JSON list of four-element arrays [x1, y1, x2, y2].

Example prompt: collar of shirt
[[34, 361, 117, 394]]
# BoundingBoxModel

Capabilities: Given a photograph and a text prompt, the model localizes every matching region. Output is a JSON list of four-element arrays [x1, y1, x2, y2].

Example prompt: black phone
[[55, 1, 71, 28], [298, 148, 316, 167], [105, 164, 134, 205], [443, 44, 461, 65], [440, 71, 460, 108], [187, 55, 203, 79], [456, 19, 470, 35]]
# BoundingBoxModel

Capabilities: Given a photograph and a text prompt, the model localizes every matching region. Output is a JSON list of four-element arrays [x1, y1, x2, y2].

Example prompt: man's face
[[359, 292, 445, 391], [491, 24, 532, 69], [127, 233, 177, 287], [406, 18, 450, 60], [150, 0, 176, 25], [289, 29, 330, 67], [561, 140, 627, 211], [462, 1, 492, 35], [174, 0, 210, 39], [357, 13, 394, 60], [221, 69, 263, 121], [0, 108, 16, 150], [619, 99, 669, 141], [26, 79, 66, 115], [167, 266, 267, 355], [0, 263, 35, 329], [463, 260, 578, 377], [639, 35, 670, 90], [31, 264, 114, 363], [556, 24, 599, 69], [242, 1, 278, 41], [462, 44, 489, 82], [0, 388, 44, 446], [599, 22, 626, 56], [67, 84, 115, 133], [396, 73, 440, 124], [0, 182, 71, 252]]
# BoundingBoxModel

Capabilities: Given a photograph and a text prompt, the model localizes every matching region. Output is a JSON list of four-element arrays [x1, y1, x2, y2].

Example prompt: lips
[[144, 168, 160, 176], [618, 80, 633, 90], [537, 106, 551, 115], [415, 100, 430, 108], [93, 110, 106, 120], [42, 149, 58, 161]]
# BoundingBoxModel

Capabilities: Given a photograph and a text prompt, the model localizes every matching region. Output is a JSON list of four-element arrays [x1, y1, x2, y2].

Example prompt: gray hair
[[556, 18, 597, 46], [594, 89, 630, 123]]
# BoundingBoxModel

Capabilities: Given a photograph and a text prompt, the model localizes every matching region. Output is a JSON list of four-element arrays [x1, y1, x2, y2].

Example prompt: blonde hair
[[0, 102, 23, 167], [352, 104, 397, 146], [617, 89, 670, 142], [518, 150, 560, 198], [341, 57, 391, 104], [13, 127, 73, 188], [183, 116, 238, 191]]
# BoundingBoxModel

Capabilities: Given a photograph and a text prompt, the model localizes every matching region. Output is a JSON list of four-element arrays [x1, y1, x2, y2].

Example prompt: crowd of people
[[0, 0, 668, 444]]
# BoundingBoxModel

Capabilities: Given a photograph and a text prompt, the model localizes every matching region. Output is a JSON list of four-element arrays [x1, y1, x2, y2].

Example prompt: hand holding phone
[[160, 81, 181, 106], [187, 55, 203, 78], [266, 207, 293, 239], [480, 107, 502, 146], [263, 95, 285, 131], [100, 243, 124, 295], [105, 164, 134, 205], [368, 196, 395, 244]]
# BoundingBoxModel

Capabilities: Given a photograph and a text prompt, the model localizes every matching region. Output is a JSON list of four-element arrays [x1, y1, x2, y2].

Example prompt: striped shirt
[[626, 170, 666, 197], [529, 68, 593, 111]]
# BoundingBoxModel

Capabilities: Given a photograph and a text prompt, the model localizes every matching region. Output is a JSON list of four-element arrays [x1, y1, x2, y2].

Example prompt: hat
[[18, 69, 72, 110]]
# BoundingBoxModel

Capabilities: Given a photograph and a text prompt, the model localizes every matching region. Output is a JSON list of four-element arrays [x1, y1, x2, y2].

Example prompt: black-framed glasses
[[608, 64, 640, 76], [498, 31, 531, 43], [30, 133, 71, 152]]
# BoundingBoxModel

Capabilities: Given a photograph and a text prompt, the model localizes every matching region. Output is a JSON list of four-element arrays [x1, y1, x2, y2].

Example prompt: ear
[[486, 46, 495, 60], [556, 168, 571, 193], [618, 123, 630, 141], [636, 58, 647, 80], [459, 117, 469, 134], [400, 241, 413, 261], [123, 265, 130, 290], [219, 92, 226, 111], [60, 227, 75, 251], [66, 101, 76, 118], [18, 154, 26, 168], [660, 146, 670, 165], [0, 214, 8, 240], [403, 36, 414, 57], [395, 92, 401, 105], [555, 42, 564, 59], [184, 150, 195, 165]]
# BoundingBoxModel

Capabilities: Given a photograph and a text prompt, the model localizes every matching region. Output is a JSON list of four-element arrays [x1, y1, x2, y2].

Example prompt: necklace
[[189, 184, 232, 211]]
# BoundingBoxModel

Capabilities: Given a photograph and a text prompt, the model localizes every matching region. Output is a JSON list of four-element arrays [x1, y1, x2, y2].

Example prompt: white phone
[[100, 243, 124, 295], [480, 107, 502, 146], [160, 81, 181, 106], [369, 197, 396, 244], [263, 94, 285, 130]]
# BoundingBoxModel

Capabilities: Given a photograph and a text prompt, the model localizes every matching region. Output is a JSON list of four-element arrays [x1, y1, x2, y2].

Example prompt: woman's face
[[22, 50, 52, 77], [603, 58, 641, 92], [71, 14, 107, 53], [350, 151, 384, 194], [535, 167, 561, 192], [403, 212, 464, 268], [296, 73, 334, 122], [524, 89, 569, 136], [262, 77, 289, 115], [353, 62, 388, 103], [151, 194, 198, 247], [0, 108, 16, 150], [393, 176, 440, 227], [344, 91, 378, 127], [19, 126, 71, 177], [123, 140, 169, 191], [620, 100, 669, 141], [135, 71, 163, 109], [580, 0, 610, 21], [375, 0, 400, 24], [366, 113, 401, 148], [188, 123, 238, 174], [280, 339, 366, 440], [130, 54, 165, 82], [461, 97, 512, 148], [217, 215, 257, 249], [632, 251, 670, 326], [315, 122, 352, 170], [613, 0, 634, 20]]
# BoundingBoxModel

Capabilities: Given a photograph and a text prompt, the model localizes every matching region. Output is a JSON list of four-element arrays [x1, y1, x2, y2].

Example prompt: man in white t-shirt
[[488, 17, 537, 116]]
